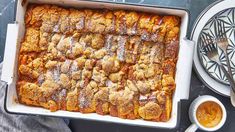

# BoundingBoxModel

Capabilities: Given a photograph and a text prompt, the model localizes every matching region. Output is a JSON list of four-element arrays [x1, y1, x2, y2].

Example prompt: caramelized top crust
[[18, 4, 180, 122]]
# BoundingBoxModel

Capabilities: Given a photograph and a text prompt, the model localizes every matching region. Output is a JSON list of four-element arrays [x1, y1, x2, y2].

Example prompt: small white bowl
[[186, 95, 227, 132]]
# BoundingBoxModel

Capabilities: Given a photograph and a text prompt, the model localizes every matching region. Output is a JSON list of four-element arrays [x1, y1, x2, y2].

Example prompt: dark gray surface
[[1, 0, 235, 132], [0, 0, 15, 62]]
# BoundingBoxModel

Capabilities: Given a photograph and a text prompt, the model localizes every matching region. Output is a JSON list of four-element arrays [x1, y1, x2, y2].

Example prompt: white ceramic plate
[[191, 0, 235, 97], [198, 7, 235, 85]]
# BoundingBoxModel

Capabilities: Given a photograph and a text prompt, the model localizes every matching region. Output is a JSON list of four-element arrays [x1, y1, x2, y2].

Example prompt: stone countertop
[[1, 0, 235, 132]]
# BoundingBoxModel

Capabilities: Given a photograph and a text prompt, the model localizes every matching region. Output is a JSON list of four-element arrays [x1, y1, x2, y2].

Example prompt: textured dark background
[[1, 0, 235, 132]]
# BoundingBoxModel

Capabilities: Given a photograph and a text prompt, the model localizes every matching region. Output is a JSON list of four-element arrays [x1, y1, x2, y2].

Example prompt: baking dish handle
[[177, 38, 195, 100], [1, 24, 19, 84]]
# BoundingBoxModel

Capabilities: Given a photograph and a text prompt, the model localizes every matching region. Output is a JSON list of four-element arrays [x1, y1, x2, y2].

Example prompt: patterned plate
[[198, 8, 235, 85]]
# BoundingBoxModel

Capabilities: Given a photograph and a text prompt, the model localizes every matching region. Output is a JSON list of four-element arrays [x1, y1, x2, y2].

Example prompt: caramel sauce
[[196, 101, 222, 128]]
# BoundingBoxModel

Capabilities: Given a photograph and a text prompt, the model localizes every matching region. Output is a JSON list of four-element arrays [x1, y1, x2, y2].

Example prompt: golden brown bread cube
[[114, 10, 127, 34], [126, 80, 139, 95], [56, 36, 71, 53], [59, 9, 70, 34], [91, 34, 105, 49], [79, 34, 93, 47], [40, 6, 62, 33], [39, 31, 51, 51], [84, 9, 94, 32], [109, 71, 124, 83], [160, 94, 172, 121], [72, 42, 85, 57], [87, 11, 106, 33], [40, 80, 61, 98], [165, 40, 179, 60], [60, 60, 71, 73], [125, 36, 141, 64], [19, 58, 44, 79], [45, 60, 58, 69], [69, 9, 85, 32], [19, 82, 42, 106], [71, 70, 81, 80], [102, 56, 121, 73], [84, 59, 95, 70], [156, 91, 168, 104], [138, 102, 162, 120], [162, 75, 176, 93], [150, 16, 166, 43], [104, 11, 115, 33], [161, 16, 180, 44], [136, 80, 151, 94], [137, 91, 172, 121], [25, 5, 50, 27], [109, 87, 138, 119], [162, 59, 176, 77], [137, 14, 156, 40], [92, 49, 107, 59], [165, 27, 180, 44], [48, 100, 58, 112], [152, 44, 164, 64], [94, 87, 110, 115], [59, 74, 71, 89], [18, 54, 36, 65], [126, 12, 139, 35], [140, 41, 152, 54], [66, 88, 79, 111], [79, 81, 98, 113], [58, 89, 67, 110], [151, 15, 163, 33], [20, 28, 40, 53], [76, 56, 86, 69], [162, 16, 180, 30], [19, 65, 39, 79], [92, 67, 107, 86]]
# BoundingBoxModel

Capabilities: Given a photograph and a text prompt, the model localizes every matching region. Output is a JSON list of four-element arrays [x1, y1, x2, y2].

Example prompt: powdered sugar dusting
[[53, 65, 61, 82], [53, 24, 60, 33], [71, 61, 78, 72], [117, 36, 126, 61], [151, 33, 158, 42], [67, 37, 74, 53], [59, 89, 67, 98], [148, 94, 157, 101], [105, 35, 112, 49], [80, 80, 85, 88], [105, 35, 113, 55], [150, 45, 157, 63], [119, 17, 127, 34], [110, 16, 115, 32], [79, 92, 89, 108], [76, 17, 85, 30], [141, 30, 150, 41], [70, 36, 75, 47], [106, 80, 113, 87], [51, 94, 59, 102], [57, 35, 65, 47], [139, 94, 148, 101], [130, 23, 137, 35], [37, 74, 45, 86], [63, 60, 71, 71]]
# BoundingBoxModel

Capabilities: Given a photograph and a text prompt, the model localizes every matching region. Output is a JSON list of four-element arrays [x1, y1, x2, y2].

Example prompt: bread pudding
[[17, 4, 180, 122]]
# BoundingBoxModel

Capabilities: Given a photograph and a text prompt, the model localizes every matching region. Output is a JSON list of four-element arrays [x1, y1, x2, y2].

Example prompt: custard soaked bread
[[17, 4, 180, 122]]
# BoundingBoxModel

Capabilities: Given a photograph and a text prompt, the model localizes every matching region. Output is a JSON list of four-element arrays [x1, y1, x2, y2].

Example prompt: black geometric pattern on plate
[[197, 8, 235, 85]]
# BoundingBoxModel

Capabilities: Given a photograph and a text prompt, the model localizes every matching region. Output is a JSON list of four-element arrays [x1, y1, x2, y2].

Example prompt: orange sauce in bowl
[[196, 101, 223, 128]]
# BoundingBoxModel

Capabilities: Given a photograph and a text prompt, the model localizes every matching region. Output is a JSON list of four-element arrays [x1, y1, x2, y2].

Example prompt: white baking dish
[[1, 0, 194, 129]]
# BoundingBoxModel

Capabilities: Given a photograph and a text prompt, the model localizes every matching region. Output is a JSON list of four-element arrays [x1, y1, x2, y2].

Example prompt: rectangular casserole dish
[[1, 0, 194, 129]]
